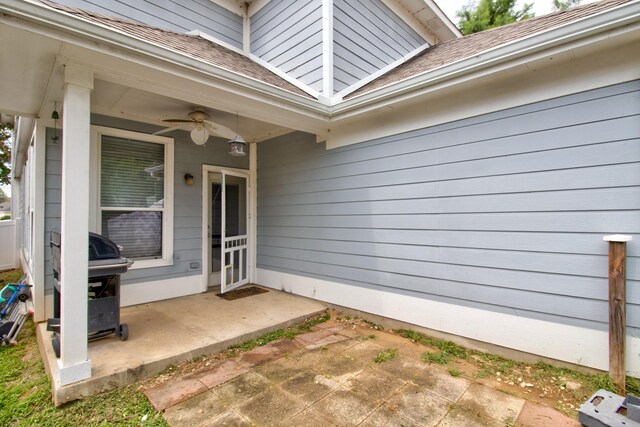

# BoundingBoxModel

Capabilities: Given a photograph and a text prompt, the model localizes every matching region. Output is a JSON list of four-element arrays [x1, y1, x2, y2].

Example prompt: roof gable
[[347, 0, 634, 98], [38, 0, 312, 98]]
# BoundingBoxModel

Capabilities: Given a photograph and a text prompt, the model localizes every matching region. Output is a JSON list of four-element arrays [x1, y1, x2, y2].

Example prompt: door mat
[[217, 286, 269, 301]]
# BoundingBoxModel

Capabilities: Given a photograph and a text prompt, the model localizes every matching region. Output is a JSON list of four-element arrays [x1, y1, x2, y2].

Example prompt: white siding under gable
[[251, 0, 324, 92], [333, 0, 426, 93]]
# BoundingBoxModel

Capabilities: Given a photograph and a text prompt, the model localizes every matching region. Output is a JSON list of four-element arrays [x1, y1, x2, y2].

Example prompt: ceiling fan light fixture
[[228, 135, 247, 157], [190, 125, 209, 145]]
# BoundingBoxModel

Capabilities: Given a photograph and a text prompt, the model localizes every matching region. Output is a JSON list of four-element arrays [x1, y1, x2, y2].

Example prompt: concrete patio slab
[[438, 405, 505, 427], [253, 357, 304, 385], [382, 383, 451, 426], [359, 404, 418, 427], [148, 316, 580, 427], [200, 410, 251, 427], [214, 372, 270, 404], [284, 406, 336, 427], [35, 286, 326, 404], [279, 370, 334, 404], [237, 387, 306, 426], [457, 382, 525, 425], [411, 365, 471, 402], [313, 387, 381, 426], [163, 390, 228, 427], [349, 367, 406, 403]]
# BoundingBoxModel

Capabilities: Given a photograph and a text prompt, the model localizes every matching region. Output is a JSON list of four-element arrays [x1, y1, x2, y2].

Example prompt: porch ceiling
[[0, 23, 61, 118], [91, 80, 292, 143], [0, 23, 294, 142], [0, 10, 327, 140]]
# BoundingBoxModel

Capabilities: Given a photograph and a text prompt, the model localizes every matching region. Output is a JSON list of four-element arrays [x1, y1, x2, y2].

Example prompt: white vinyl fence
[[0, 220, 18, 270]]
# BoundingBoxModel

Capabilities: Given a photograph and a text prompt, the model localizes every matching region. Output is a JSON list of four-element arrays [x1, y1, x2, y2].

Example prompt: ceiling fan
[[153, 108, 246, 155]]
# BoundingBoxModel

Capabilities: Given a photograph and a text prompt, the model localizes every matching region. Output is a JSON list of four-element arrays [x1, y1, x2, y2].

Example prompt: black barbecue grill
[[48, 231, 133, 358]]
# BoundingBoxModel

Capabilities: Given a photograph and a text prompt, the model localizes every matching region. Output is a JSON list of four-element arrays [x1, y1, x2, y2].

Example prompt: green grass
[[374, 348, 398, 363], [396, 329, 468, 359], [229, 311, 331, 352], [0, 269, 23, 286], [474, 369, 490, 379], [422, 351, 451, 365], [0, 298, 332, 426], [448, 368, 462, 377], [0, 319, 167, 427]]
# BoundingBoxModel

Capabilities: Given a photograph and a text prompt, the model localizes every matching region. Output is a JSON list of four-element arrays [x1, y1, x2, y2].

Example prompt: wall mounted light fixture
[[184, 173, 194, 186]]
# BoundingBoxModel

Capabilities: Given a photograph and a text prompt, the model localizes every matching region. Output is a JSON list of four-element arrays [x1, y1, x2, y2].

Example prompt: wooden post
[[604, 234, 632, 394]]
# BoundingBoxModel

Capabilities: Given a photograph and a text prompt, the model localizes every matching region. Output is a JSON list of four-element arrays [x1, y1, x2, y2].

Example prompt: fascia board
[[331, 0, 640, 117], [0, 0, 330, 117], [11, 117, 35, 179], [422, 0, 463, 39]]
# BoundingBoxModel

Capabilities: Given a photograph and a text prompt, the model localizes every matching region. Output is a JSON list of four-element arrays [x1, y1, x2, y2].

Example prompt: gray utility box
[[579, 389, 640, 427]]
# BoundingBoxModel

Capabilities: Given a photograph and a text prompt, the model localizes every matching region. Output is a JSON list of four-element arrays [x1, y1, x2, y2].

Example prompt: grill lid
[[89, 232, 121, 260]]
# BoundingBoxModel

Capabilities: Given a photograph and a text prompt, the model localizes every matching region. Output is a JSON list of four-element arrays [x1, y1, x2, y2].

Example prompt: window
[[94, 127, 174, 269]]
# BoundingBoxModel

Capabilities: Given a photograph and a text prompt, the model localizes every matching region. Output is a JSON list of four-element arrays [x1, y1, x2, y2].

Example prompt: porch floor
[[36, 286, 327, 405]]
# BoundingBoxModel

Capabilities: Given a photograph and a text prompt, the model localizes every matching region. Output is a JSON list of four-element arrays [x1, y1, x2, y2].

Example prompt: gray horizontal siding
[[43, 114, 249, 294], [251, 0, 323, 92], [333, 0, 425, 93], [257, 80, 640, 331], [53, 0, 243, 48]]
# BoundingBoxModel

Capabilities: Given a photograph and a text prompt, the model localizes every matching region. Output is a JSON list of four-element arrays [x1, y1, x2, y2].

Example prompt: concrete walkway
[[37, 287, 326, 404], [144, 319, 579, 426]]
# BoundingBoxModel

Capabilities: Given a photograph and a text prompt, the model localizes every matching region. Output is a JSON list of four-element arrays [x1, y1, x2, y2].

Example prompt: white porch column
[[57, 65, 93, 386], [32, 122, 47, 322], [249, 142, 257, 283]]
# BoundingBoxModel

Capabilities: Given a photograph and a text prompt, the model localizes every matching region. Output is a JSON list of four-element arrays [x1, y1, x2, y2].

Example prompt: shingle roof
[[347, 0, 633, 99], [37, 0, 313, 98]]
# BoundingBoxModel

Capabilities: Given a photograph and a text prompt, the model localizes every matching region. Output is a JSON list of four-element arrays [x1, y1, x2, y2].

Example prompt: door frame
[[201, 164, 254, 292]]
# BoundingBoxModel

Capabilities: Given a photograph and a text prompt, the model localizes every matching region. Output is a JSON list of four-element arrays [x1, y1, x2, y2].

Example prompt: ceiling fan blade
[[162, 119, 194, 123], [153, 123, 190, 135], [203, 120, 238, 140]]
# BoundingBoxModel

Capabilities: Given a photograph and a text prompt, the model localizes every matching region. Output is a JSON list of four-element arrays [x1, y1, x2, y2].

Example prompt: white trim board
[[379, 0, 439, 44], [121, 274, 202, 307], [256, 268, 640, 376]]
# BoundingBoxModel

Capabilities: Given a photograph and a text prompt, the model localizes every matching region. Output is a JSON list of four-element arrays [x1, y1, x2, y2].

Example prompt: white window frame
[[91, 126, 174, 269]]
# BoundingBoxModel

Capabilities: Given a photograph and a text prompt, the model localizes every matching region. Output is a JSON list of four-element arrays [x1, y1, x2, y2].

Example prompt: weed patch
[[396, 329, 468, 360], [374, 348, 398, 363], [229, 311, 331, 352], [448, 368, 462, 377], [423, 351, 451, 365], [363, 319, 384, 330]]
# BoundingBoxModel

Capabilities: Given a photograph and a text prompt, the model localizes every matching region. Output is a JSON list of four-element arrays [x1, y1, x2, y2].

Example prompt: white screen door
[[220, 169, 249, 293]]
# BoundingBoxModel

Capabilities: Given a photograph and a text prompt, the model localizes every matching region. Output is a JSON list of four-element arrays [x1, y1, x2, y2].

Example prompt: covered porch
[[0, 1, 330, 396], [36, 286, 326, 405]]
